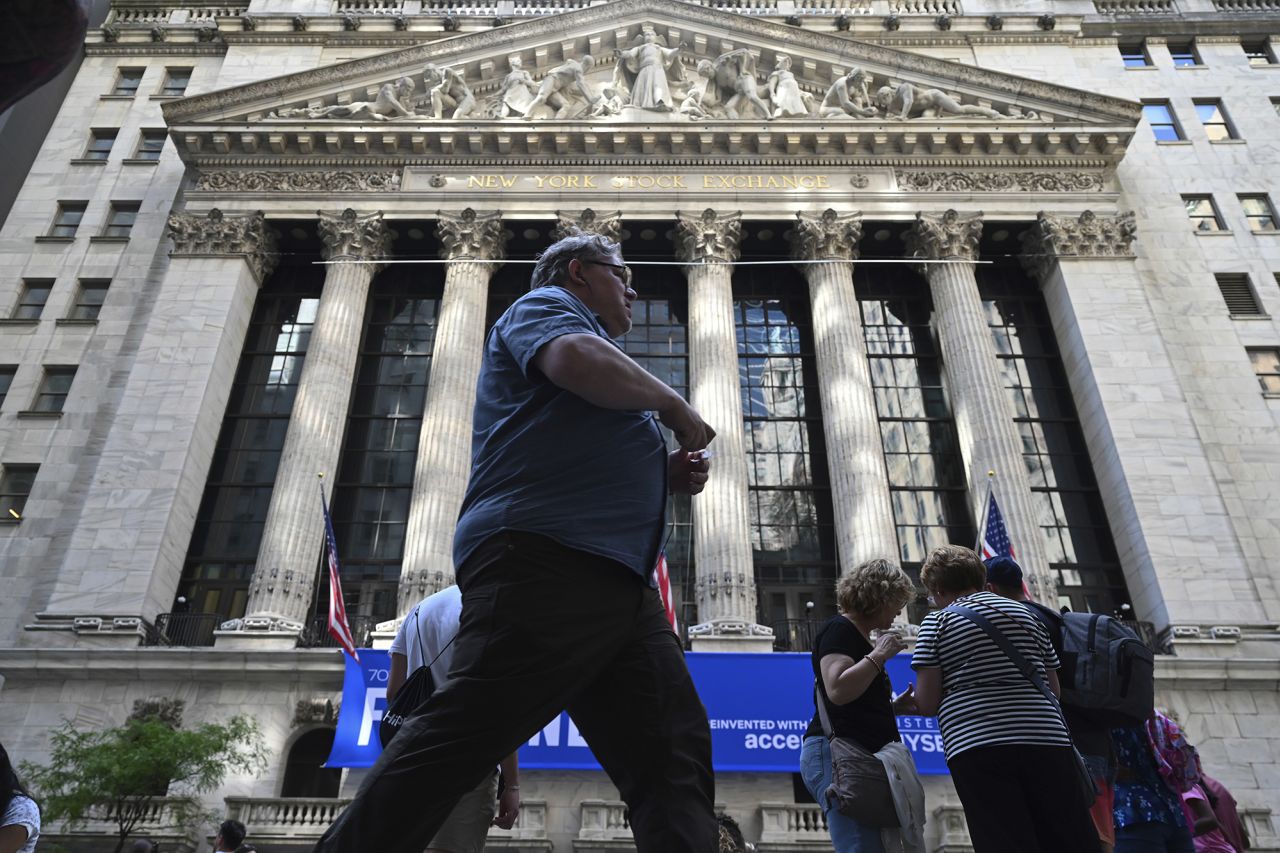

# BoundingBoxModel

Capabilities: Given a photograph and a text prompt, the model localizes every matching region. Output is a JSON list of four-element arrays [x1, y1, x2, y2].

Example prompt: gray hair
[[530, 231, 621, 290]]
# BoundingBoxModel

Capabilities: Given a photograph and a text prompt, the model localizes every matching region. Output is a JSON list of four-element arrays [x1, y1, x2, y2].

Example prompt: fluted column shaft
[[240, 210, 389, 631], [907, 210, 1054, 602], [792, 212, 898, 573], [397, 209, 506, 615]]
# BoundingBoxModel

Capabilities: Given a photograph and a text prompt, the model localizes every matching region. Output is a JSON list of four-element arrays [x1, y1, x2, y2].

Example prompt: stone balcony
[[40, 797, 200, 853], [756, 803, 830, 852]]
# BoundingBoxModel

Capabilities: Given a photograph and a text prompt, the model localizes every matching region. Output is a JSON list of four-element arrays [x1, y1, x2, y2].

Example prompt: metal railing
[[759, 803, 827, 843], [771, 618, 825, 652], [300, 614, 377, 649], [150, 612, 225, 647], [1119, 619, 1170, 655]]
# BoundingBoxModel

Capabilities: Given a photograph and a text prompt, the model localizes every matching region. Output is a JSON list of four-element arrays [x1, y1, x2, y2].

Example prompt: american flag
[[978, 489, 1016, 562], [654, 552, 678, 633], [321, 490, 360, 663]]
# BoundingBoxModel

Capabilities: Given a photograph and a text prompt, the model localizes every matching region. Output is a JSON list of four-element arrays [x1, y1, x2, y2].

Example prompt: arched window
[[280, 728, 341, 799]]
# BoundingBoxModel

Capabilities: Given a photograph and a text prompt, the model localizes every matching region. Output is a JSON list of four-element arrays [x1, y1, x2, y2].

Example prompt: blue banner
[[327, 650, 946, 775]]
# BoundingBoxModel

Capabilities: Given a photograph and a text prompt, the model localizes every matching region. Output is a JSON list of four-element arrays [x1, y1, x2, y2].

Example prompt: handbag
[[814, 681, 901, 828], [378, 606, 456, 748], [946, 604, 1100, 806]]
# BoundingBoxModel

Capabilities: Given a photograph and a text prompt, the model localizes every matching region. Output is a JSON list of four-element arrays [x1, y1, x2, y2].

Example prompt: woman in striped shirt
[[910, 545, 1100, 853]]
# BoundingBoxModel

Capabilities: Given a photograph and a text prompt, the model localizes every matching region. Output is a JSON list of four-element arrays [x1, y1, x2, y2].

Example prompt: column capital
[[317, 208, 391, 265], [674, 209, 742, 265], [553, 208, 623, 242], [1020, 210, 1138, 281], [904, 209, 984, 262], [790, 209, 863, 261], [435, 208, 506, 262], [166, 208, 278, 283]]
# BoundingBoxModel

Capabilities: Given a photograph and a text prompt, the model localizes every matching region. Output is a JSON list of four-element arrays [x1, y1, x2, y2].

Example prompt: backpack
[[1046, 609, 1155, 728]]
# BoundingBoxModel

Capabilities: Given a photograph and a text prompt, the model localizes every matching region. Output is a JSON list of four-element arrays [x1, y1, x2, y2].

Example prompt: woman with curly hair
[[800, 558, 919, 852], [0, 743, 39, 853]]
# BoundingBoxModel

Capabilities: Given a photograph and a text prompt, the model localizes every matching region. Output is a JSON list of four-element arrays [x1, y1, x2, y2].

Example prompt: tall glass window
[[325, 276, 442, 624], [857, 274, 972, 621], [178, 268, 323, 620], [734, 267, 837, 629], [979, 270, 1128, 614]]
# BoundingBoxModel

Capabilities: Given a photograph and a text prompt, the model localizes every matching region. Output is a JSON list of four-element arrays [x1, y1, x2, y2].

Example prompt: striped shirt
[[911, 591, 1071, 761]]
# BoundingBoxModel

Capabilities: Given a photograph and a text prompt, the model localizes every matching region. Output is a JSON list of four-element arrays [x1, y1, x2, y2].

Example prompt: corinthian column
[[675, 209, 772, 651], [553, 208, 623, 242], [220, 209, 390, 647], [904, 210, 1054, 602], [789, 210, 898, 573], [397, 209, 507, 615]]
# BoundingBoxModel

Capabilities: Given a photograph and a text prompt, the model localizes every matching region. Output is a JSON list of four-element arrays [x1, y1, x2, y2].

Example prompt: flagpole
[[975, 470, 995, 553], [308, 473, 328, 638]]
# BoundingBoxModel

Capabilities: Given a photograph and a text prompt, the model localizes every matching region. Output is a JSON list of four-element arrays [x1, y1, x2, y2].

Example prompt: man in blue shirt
[[315, 232, 719, 853]]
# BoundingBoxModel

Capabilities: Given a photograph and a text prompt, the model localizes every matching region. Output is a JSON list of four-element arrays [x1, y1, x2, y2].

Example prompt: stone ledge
[[0, 646, 347, 682]]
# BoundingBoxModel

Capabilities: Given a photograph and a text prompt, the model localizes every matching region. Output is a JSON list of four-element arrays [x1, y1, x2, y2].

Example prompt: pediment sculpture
[[254, 29, 1052, 125]]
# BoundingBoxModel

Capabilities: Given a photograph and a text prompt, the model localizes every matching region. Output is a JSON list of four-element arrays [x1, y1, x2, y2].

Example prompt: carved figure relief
[[523, 54, 599, 120], [423, 64, 477, 120], [489, 55, 538, 118], [820, 68, 877, 119], [613, 26, 685, 112], [767, 55, 815, 118], [269, 78, 417, 121], [703, 49, 771, 120], [876, 82, 1001, 121]]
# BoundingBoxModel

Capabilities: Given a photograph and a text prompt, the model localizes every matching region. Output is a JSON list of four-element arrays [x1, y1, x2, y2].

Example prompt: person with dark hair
[[313, 231, 718, 853], [213, 819, 246, 852], [911, 545, 1100, 853], [128, 839, 159, 853], [0, 744, 39, 853], [234, 845, 258, 853]]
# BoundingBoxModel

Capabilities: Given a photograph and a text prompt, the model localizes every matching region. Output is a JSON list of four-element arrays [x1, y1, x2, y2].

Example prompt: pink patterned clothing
[[1181, 785, 1236, 853]]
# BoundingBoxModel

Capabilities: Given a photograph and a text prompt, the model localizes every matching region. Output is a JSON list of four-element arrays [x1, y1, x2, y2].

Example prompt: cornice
[[86, 43, 228, 56], [0, 647, 346, 683], [160, 0, 1141, 125], [1081, 14, 1280, 38], [186, 156, 1112, 170]]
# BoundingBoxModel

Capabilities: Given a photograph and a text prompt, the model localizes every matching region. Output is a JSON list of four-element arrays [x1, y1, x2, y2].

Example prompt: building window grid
[[111, 67, 144, 96], [49, 202, 86, 238], [1194, 99, 1238, 141], [135, 130, 166, 161], [1249, 348, 1280, 394], [1243, 38, 1276, 66], [32, 367, 76, 414], [1142, 101, 1184, 142], [982, 287, 1127, 615], [160, 67, 192, 96], [0, 464, 38, 520], [102, 202, 140, 238], [1216, 273, 1264, 316], [328, 285, 442, 623], [12, 280, 53, 320], [1119, 41, 1152, 67], [69, 280, 109, 320], [179, 282, 323, 620], [1184, 195, 1226, 231], [0, 367, 15, 409], [1239, 195, 1278, 231], [83, 129, 116, 161], [1168, 40, 1202, 67]]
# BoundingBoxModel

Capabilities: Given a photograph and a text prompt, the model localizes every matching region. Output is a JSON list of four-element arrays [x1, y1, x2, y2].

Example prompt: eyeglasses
[[583, 259, 633, 285]]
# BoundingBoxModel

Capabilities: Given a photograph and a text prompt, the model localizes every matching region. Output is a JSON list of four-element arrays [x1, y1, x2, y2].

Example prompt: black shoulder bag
[[379, 608, 456, 748], [946, 604, 1099, 806]]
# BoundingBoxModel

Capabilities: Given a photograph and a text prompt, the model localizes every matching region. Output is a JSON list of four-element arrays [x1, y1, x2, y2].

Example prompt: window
[[102, 202, 140, 238], [1142, 101, 1183, 141], [1119, 41, 1151, 68], [1249, 348, 1280, 393], [159, 67, 192, 97], [69, 280, 109, 320], [11, 280, 52, 320], [1274, 97, 1280, 119], [1184, 195, 1226, 231], [1216, 274, 1264, 316], [110, 67, 144, 96], [0, 367, 14, 409], [83, 129, 116, 161], [1240, 195, 1277, 231], [134, 129, 166, 161], [48, 202, 86, 238], [1168, 40, 1201, 67], [1195, 99, 1238, 141], [1243, 38, 1276, 66], [32, 367, 76, 413], [0, 465, 38, 521]]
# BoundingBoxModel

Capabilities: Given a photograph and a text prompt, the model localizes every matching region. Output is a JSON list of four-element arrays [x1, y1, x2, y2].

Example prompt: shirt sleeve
[[2, 796, 39, 842], [816, 619, 863, 662], [388, 613, 410, 657], [499, 290, 600, 378], [1030, 618, 1061, 671], [912, 613, 942, 670]]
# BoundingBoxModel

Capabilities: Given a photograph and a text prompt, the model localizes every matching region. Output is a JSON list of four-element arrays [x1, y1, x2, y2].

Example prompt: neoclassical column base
[[25, 613, 151, 648], [213, 616, 304, 650], [688, 619, 775, 653], [369, 616, 403, 650]]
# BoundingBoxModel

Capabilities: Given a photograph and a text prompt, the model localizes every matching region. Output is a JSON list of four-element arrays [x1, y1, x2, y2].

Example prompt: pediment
[[163, 0, 1140, 165]]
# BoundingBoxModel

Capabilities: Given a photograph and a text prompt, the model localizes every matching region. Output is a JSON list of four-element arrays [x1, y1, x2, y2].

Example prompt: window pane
[[112, 68, 143, 95]]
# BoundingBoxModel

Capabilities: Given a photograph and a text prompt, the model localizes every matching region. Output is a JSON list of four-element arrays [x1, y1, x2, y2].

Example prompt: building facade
[[1, 0, 1279, 849]]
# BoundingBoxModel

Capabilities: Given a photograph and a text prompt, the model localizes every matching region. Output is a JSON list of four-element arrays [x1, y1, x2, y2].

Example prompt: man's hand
[[892, 683, 919, 715], [493, 785, 521, 830], [658, 400, 715, 451], [668, 450, 711, 496]]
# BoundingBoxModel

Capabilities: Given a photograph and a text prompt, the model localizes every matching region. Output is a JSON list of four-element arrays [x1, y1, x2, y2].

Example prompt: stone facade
[[1, 0, 1279, 851]]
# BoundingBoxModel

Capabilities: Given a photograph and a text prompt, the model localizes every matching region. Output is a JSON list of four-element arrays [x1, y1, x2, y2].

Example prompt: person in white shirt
[[0, 744, 39, 853], [387, 586, 521, 853]]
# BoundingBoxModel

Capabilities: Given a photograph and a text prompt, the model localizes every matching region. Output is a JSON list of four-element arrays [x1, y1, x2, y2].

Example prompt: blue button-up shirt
[[453, 286, 668, 580]]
